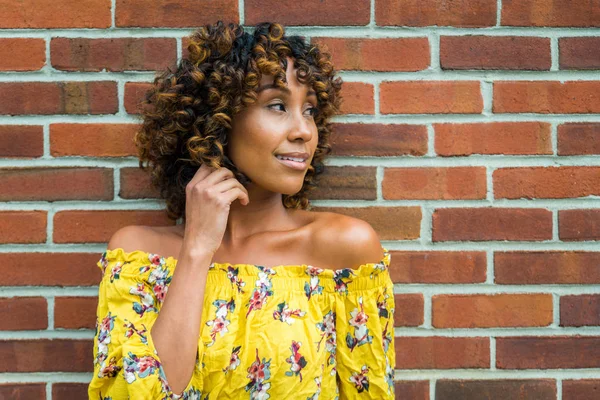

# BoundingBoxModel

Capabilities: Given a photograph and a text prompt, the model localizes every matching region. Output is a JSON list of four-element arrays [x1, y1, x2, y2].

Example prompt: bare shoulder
[[314, 212, 385, 269], [107, 225, 177, 254]]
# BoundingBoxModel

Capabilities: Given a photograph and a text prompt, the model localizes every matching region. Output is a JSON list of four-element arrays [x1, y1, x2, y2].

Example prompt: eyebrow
[[257, 83, 317, 98]]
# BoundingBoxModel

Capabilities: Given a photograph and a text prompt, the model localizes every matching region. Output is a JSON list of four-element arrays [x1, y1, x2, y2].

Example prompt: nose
[[289, 109, 314, 141]]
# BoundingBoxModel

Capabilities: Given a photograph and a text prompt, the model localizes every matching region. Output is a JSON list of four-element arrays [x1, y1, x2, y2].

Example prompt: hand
[[180, 163, 250, 257]]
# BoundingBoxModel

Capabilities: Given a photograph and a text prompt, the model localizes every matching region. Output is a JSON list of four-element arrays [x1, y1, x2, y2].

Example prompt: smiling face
[[226, 56, 320, 195]]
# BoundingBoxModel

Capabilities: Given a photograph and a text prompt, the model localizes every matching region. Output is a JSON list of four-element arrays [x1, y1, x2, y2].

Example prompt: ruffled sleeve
[[334, 247, 396, 399], [87, 249, 204, 400]]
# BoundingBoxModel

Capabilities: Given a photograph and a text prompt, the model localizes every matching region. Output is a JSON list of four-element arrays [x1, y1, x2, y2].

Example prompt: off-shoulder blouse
[[87, 246, 396, 399]]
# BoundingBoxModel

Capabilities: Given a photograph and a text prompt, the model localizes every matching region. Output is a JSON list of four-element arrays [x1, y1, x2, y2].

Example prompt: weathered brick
[[311, 37, 430, 71], [432, 294, 553, 328], [381, 81, 483, 114], [497, 337, 600, 369], [494, 81, 600, 113], [0, 0, 110, 29], [440, 36, 551, 70], [433, 208, 553, 241], [377, 0, 496, 27], [559, 209, 600, 241], [245, 0, 370, 26], [396, 336, 490, 369], [51, 37, 176, 72], [494, 167, 600, 199], [383, 167, 487, 200], [0, 82, 117, 115], [0, 211, 46, 244], [0, 297, 47, 330], [0, 339, 92, 372], [0, 168, 113, 201], [502, 0, 600, 27], [53, 210, 174, 243], [435, 122, 552, 156], [561, 295, 600, 327], [495, 251, 600, 284], [0, 125, 44, 158], [558, 123, 600, 155], [436, 379, 556, 400], [389, 251, 487, 284], [51, 123, 137, 157], [0, 38, 45, 71], [116, 0, 238, 28]]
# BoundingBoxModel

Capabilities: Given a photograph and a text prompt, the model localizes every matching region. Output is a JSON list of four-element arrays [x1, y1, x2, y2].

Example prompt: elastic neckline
[[101, 246, 390, 278]]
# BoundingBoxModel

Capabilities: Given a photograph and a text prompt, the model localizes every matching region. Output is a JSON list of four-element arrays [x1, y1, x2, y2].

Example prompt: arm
[[106, 226, 214, 397], [329, 218, 396, 399]]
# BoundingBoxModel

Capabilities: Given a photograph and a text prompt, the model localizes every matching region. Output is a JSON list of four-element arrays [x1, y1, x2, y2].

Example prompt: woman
[[88, 20, 395, 399]]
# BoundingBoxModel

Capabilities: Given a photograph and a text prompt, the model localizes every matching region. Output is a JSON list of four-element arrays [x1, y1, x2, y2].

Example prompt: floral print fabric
[[87, 246, 396, 399]]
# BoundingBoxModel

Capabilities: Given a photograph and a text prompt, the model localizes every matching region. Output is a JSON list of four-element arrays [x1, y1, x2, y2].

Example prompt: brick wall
[[1, 1, 599, 399]]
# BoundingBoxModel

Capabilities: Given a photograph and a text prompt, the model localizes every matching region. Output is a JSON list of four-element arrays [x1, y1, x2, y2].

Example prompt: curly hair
[[134, 21, 343, 220]]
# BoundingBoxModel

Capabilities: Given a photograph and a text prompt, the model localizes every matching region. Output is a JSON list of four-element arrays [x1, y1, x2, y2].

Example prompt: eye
[[268, 102, 318, 117]]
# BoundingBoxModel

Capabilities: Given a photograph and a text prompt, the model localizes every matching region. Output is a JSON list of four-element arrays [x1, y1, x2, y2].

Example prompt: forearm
[[150, 247, 213, 395]]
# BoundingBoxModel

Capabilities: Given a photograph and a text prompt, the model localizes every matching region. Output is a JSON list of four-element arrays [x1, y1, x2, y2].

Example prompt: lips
[[274, 155, 308, 170]]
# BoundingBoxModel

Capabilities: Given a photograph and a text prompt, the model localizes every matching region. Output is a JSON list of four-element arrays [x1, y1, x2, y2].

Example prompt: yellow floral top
[[87, 246, 396, 400]]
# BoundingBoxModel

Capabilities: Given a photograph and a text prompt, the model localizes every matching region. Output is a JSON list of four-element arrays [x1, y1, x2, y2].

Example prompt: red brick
[[0, 125, 44, 158], [246, 0, 369, 26], [0, 253, 102, 286], [494, 81, 600, 113], [394, 294, 424, 327], [119, 167, 160, 199], [435, 122, 552, 156], [558, 123, 600, 155], [330, 123, 427, 157], [0, 384, 45, 400], [312, 206, 421, 241], [52, 383, 89, 400], [0, 339, 92, 372], [0, 0, 110, 29], [55, 297, 98, 329], [50, 123, 137, 157], [377, 0, 496, 27], [495, 251, 600, 284], [383, 167, 487, 200], [560, 37, 600, 70], [51, 37, 177, 72], [563, 379, 600, 400], [53, 210, 174, 243], [0, 168, 113, 201], [496, 336, 600, 369], [339, 82, 374, 114], [502, 0, 600, 27], [494, 167, 600, 199], [0, 82, 117, 115], [433, 208, 553, 241], [307, 166, 377, 201], [396, 336, 490, 369], [561, 295, 600, 327], [124, 81, 153, 114], [436, 379, 556, 400], [390, 251, 487, 284], [311, 37, 429, 71], [432, 294, 553, 328], [116, 0, 238, 28], [394, 380, 429, 400], [440, 36, 551, 70], [0, 211, 46, 244], [0, 38, 45, 71], [0, 297, 47, 330], [559, 209, 600, 241], [380, 81, 483, 114]]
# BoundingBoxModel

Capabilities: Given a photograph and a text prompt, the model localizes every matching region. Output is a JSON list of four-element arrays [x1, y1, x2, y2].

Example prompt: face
[[226, 56, 319, 195]]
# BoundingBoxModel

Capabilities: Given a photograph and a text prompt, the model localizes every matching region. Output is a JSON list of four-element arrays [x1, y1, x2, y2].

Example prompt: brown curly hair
[[134, 21, 343, 220]]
